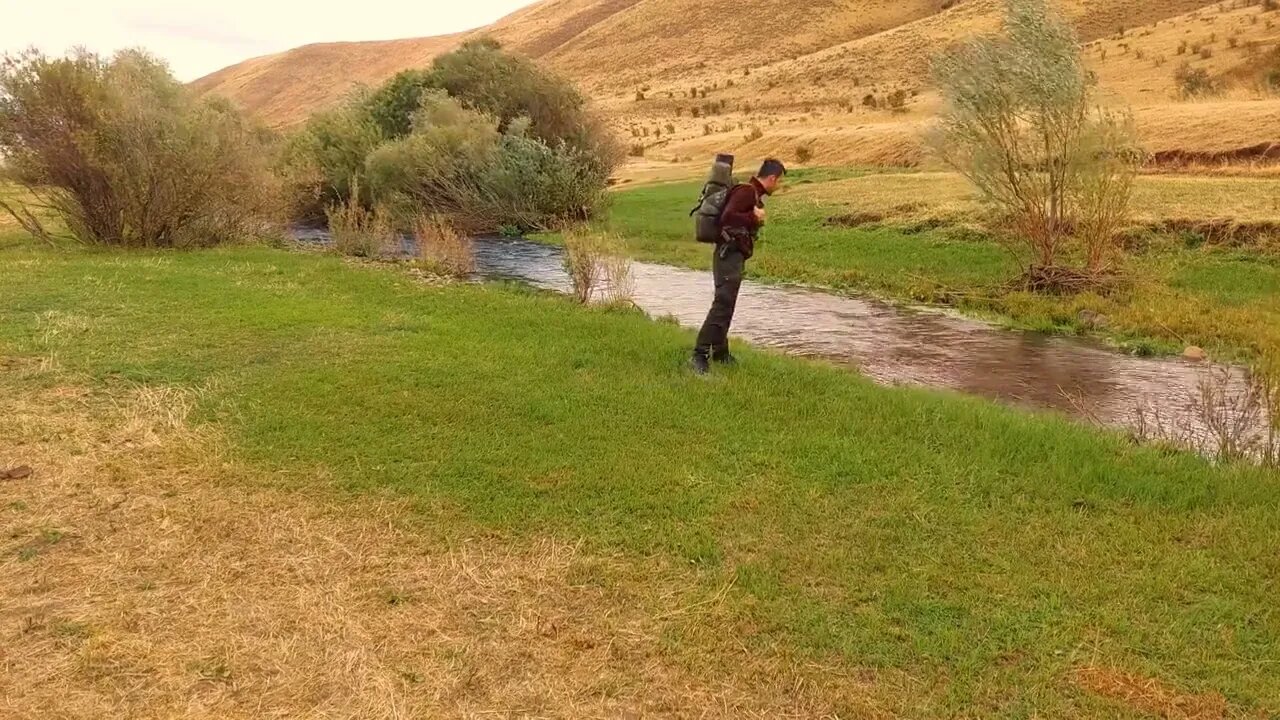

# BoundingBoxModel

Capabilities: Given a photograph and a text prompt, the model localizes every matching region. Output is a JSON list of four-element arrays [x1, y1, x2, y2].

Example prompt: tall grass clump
[[414, 213, 474, 277], [325, 180, 395, 258], [0, 49, 280, 247], [931, 0, 1142, 290], [563, 230, 633, 305]]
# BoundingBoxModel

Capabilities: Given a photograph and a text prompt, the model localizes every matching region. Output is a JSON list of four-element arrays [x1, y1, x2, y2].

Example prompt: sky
[[3, 1, 536, 81]]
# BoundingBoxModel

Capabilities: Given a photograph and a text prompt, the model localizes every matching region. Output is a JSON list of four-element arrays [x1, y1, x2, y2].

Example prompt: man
[[691, 158, 786, 375]]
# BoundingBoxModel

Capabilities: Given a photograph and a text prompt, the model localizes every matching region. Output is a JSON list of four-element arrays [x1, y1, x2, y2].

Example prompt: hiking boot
[[690, 349, 711, 375], [711, 346, 737, 366]]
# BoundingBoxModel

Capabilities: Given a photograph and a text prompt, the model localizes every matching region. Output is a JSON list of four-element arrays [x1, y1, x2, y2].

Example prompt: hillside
[[194, 0, 1280, 168]]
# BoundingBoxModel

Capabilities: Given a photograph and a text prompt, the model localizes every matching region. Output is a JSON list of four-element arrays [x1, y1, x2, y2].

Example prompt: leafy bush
[[366, 95, 609, 232], [0, 49, 280, 247], [279, 100, 384, 223], [362, 70, 434, 139], [285, 40, 616, 233]]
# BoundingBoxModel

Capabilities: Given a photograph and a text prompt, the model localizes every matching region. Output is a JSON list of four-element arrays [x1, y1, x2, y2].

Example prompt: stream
[[298, 230, 1270, 453]]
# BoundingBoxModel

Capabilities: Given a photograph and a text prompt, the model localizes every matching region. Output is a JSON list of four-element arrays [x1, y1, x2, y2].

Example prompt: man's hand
[[753, 206, 767, 225]]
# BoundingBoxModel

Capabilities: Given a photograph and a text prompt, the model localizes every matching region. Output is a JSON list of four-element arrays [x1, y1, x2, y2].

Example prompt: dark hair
[[758, 158, 787, 178]]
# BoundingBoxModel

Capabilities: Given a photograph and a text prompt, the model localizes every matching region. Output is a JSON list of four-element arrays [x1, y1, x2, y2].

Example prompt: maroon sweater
[[719, 177, 767, 258]]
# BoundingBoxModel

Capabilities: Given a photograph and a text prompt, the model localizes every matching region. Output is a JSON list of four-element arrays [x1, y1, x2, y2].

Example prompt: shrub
[[562, 230, 631, 304], [931, 0, 1141, 283], [288, 42, 616, 234], [1175, 62, 1218, 97], [795, 144, 815, 164], [414, 213, 474, 277], [744, 126, 764, 142], [280, 101, 385, 222], [362, 69, 434, 139], [628, 143, 646, 157], [325, 181, 396, 258], [371, 99, 610, 233], [0, 49, 280, 247]]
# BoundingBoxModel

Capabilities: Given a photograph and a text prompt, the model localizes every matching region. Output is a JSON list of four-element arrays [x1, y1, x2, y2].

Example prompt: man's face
[[759, 174, 783, 195]]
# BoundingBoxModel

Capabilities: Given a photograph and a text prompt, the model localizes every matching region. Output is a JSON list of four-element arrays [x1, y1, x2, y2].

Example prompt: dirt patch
[[1148, 143, 1280, 170], [1142, 218, 1280, 253], [0, 365, 907, 718], [1072, 665, 1229, 720], [826, 211, 885, 228]]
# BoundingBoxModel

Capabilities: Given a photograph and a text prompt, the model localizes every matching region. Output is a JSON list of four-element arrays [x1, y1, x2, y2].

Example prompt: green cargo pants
[[693, 243, 745, 357]]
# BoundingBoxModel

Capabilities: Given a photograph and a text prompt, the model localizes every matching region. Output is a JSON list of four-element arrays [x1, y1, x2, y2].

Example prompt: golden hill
[[195, 0, 1280, 169]]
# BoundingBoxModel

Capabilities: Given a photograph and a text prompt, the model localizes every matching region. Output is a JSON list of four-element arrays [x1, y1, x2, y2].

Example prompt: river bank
[[2, 234, 1277, 716], [593, 169, 1280, 362]]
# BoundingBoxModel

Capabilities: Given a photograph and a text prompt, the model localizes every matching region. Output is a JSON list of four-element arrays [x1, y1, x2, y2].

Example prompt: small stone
[[2, 465, 32, 480], [1183, 346, 1208, 362]]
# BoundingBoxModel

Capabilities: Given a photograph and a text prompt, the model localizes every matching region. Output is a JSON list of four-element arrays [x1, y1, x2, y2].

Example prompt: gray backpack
[[690, 154, 736, 243]]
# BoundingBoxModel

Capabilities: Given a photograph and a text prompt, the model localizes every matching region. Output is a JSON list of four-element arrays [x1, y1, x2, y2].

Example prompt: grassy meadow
[[2, 224, 1278, 717], [593, 168, 1280, 358]]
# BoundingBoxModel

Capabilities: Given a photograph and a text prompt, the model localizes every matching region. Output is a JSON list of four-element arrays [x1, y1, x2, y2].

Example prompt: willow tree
[[931, 0, 1141, 288]]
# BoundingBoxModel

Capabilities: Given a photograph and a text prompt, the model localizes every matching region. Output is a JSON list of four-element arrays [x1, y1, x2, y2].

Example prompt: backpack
[[690, 154, 736, 243]]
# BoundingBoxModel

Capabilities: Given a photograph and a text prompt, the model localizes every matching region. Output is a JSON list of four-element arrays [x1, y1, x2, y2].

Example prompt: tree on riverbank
[[931, 0, 1142, 290], [282, 39, 618, 233], [0, 50, 279, 247]]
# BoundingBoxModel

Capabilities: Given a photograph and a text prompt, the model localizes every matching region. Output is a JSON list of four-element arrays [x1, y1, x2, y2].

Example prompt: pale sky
[[3, 1, 536, 81]]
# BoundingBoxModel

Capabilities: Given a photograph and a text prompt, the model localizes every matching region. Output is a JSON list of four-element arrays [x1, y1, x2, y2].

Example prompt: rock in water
[[1183, 346, 1208, 362]]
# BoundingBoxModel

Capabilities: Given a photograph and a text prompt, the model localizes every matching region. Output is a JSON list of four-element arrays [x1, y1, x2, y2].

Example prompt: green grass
[[1, 235, 1278, 715], [591, 174, 1280, 358]]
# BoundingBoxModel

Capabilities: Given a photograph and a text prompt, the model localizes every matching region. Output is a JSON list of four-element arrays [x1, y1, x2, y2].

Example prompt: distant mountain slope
[[194, 0, 1280, 170]]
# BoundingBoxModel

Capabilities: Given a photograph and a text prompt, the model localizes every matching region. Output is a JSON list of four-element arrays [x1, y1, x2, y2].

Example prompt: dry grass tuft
[[1072, 665, 1229, 719], [562, 230, 634, 305], [0, 363, 902, 718], [325, 181, 397, 259], [413, 213, 475, 278]]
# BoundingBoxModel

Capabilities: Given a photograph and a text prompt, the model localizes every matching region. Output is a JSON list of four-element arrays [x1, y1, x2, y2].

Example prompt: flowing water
[[298, 230, 1271, 453]]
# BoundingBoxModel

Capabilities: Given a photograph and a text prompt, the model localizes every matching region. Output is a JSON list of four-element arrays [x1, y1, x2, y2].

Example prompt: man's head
[[756, 158, 787, 195]]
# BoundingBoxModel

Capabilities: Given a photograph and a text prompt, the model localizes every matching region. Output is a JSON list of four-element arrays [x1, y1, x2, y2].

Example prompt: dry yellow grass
[[0, 359, 924, 718], [789, 170, 1280, 229], [198, 0, 1280, 171]]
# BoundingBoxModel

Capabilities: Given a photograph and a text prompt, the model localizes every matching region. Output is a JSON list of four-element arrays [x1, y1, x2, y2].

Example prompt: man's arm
[[719, 186, 761, 231]]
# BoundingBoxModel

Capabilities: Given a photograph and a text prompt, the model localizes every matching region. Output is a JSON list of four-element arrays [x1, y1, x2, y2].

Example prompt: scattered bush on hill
[[1174, 62, 1218, 97], [0, 49, 280, 247]]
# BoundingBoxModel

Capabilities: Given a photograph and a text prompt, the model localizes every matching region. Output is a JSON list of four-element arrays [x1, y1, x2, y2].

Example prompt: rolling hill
[[194, 0, 1280, 169]]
